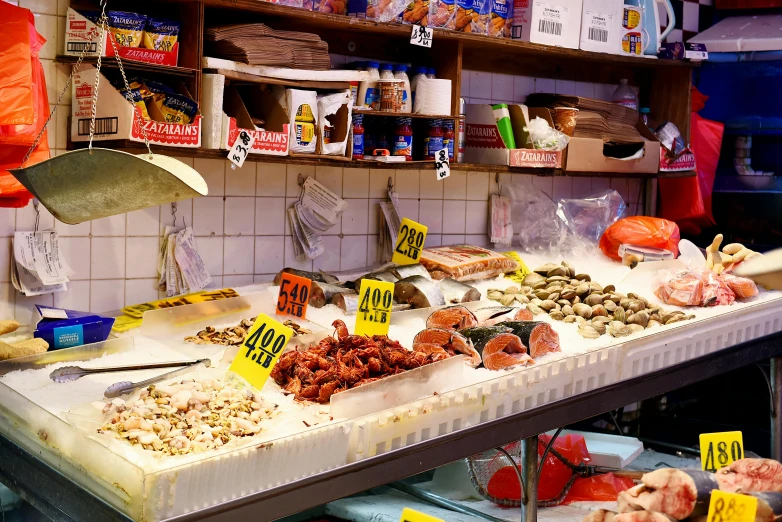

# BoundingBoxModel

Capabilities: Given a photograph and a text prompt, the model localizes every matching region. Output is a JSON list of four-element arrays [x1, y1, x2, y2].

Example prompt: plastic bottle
[[379, 63, 395, 80], [352, 114, 365, 160], [426, 119, 444, 160], [410, 66, 428, 107], [364, 118, 375, 156], [612, 79, 638, 111], [393, 117, 413, 161], [427, 68, 436, 79], [640, 107, 651, 126], [349, 61, 365, 107], [358, 61, 380, 109], [442, 119, 455, 160], [393, 64, 412, 113]]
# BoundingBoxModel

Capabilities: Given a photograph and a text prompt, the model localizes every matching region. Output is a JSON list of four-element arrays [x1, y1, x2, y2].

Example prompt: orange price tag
[[276, 272, 311, 319]]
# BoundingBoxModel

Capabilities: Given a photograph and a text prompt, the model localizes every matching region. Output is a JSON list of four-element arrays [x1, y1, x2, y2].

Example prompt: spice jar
[[378, 79, 403, 112]]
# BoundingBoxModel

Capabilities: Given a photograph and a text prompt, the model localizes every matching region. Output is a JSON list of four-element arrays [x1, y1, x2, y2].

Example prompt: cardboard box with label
[[659, 147, 696, 172], [514, 0, 583, 49], [71, 66, 201, 148], [286, 88, 353, 160], [221, 85, 290, 157], [580, 0, 623, 53], [64, 8, 179, 67], [564, 122, 660, 174]]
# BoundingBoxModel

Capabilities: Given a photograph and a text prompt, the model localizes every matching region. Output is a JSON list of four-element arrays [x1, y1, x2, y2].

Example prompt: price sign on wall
[[392, 218, 428, 266], [228, 314, 292, 390], [228, 130, 255, 168], [707, 490, 756, 522], [354, 279, 394, 337], [276, 272, 311, 319], [700, 431, 744, 473]]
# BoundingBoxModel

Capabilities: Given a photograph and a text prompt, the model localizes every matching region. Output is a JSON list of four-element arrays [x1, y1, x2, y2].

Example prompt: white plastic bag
[[556, 189, 626, 244], [502, 180, 566, 252]]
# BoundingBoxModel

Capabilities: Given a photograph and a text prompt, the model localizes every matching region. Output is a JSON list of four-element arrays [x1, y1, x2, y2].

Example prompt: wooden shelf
[[354, 110, 457, 120], [55, 55, 198, 78], [210, 67, 351, 89]]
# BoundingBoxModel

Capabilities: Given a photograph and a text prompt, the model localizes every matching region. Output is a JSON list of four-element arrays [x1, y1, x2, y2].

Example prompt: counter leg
[[772, 357, 782, 461], [521, 435, 538, 522]]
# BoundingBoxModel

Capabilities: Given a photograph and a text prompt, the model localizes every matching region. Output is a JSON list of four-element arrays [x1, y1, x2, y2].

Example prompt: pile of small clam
[[488, 261, 694, 339]]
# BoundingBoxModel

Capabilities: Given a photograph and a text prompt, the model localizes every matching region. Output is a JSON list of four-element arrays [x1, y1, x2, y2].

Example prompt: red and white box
[[659, 147, 696, 172], [220, 85, 290, 157], [64, 8, 179, 67], [71, 66, 201, 148]]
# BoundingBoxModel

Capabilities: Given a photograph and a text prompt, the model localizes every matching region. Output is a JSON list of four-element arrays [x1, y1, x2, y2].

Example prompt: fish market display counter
[[0, 277, 781, 522]]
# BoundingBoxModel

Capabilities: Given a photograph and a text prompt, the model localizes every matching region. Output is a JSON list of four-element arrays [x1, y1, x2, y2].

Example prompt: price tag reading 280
[[700, 431, 744, 472], [392, 217, 428, 266], [276, 272, 311, 319], [354, 279, 394, 337], [228, 314, 293, 390]]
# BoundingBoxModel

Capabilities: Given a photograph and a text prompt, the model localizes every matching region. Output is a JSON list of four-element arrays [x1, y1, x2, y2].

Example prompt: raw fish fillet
[[426, 305, 479, 330], [614, 512, 675, 522], [716, 458, 782, 493], [721, 273, 759, 299], [497, 321, 561, 358], [480, 333, 534, 371], [412, 328, 481, 367], [618, 469, 718, 519]]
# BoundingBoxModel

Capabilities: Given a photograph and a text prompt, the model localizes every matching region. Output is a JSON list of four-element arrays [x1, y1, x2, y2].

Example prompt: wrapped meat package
[[654, 269, 737, 307], [420, 245, 519, 281]]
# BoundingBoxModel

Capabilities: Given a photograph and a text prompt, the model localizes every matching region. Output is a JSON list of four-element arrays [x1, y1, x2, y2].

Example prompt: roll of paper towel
[[413, 78, 452, 115]]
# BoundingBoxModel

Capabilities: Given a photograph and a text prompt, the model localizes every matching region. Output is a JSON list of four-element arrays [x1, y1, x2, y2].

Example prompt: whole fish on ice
[[394, 276, 446, 309]]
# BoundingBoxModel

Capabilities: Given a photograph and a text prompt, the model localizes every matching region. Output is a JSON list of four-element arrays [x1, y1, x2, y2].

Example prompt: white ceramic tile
[[91, 214, 126, 236], [254, 274, 276, 283], [224, 197, 255, 236], [197, 235, 224, 277], [0, 238, 10, 283], [124, 279, 159, 306], [469, 71, 491, 98], [418, 200, 443, 234], [283, 237, 312, 271], [571, 177, 593, 198], [90, 280, 124, 313], [466, 171, 490, 201], [0, 208, 15, 236], [610, 178, 629, 203], [313, 235, 341, 272], [425, 234, 441, 248], [465, 234, 490, 246], [627, 179, 643, 207], [514, 76, 535, 102], [465, 200, 489, 235], [256, 163, 287, 196], [575, 81, 596, 98], [34, 14, 57, 59], [17, 203, 54, 231], [341, 199, 369, 235], [397, 199, 419, 223], [366, 235, 380, 265], [55, 105, 68, 149], [91, 237, 125, 279], [591, 177, 611, 192], [533, 176, 553, 198], [226, 164, 257, 196], [15, 292, 53, 322], [490, 172, 501, 196], [204, 276, 223, 290], [192, 197, 225, 237], [535, 78, 555, 93], [342, 168, 370, 198], [442, 234, 465, 244], [367, 199, 384, 235], [369, 169, 393, 199], [126, 237, 159, 279], [54, 280, 90, 311], [420, 170, 444, 199], [160, 199, 192, 235], [255, 197, 286, 235], [394, 170, 420, 199], [55, 219, 91, 237], [193, 159, 225, 196], [286, 165, 314, 197], [126, 207, 160, 236], [594, 83, 615, 102], [283, 198, 297, 236], [223, 237, 254, 274], [59, 236, 90, 280], [552, 177, 573, 201], [56, 0, 66, 16], [340, 236, 367, 270], [492, 73, 514, 103], [442, 200, 466, 234], [555, 80, 576, 95], [315, 166, 343, 197], [254, 236, 284, 274], [443, 170, 467, 199], [0, 284, 12, 321], [223, 274, 255, 287]]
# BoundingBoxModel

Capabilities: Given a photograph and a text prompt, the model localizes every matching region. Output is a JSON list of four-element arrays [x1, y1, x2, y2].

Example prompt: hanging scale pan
[[9, 4, 207, 225]]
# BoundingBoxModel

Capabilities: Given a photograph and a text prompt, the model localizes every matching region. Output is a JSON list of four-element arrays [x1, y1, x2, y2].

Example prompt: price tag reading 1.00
[[400, 508, 444, 522], [707, 490, 757, 522], [700, 431, 744, 472], [228, 314, 293, 390], [354, 279, 394, 337], [392, 217, 428, 266], [276, 272, 311, 319], [227, 129, 255, 169]]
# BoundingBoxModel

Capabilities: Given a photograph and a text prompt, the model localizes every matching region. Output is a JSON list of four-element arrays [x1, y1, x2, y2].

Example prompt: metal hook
[[33, 199, 40, 233], [171, 202, 178, 227], [297, 173, 305, 186], [495, 172, 503, 195], [388, 176, 394, 193]]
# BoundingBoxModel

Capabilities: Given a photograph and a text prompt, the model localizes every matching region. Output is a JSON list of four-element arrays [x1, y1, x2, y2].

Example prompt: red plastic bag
[[599, 217, 681, 261], [561, 473, 635, 504]]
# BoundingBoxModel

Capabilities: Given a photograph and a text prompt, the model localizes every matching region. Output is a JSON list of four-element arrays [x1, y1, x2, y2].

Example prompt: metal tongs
[[49, 359, 211, 398]]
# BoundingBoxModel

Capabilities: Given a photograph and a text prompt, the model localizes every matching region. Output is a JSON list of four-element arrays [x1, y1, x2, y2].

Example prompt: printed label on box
[[465, 123, 506, 148], [660, 149, 696, 172], [53, 324, 84, 349], [584, 10, 611, 44], [538, 3, 567, 36], [509, 148, 562, 168], [131, 115, 202, 147], [227, 119, 290, 156]]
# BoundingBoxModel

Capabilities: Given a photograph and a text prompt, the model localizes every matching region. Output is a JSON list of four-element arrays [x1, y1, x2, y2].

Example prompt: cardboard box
[[464, 104, 564, 168], [564, 122, 661, 174], [221, 85, 290, 156], [71, 66, 201, 148], [579, 0, 623, 54], [514, 0, 583, 49], [64, 8, 179, 67], [286, 89, 353, 160], [33, 305, 114, 350], [659, 147, 696, 172]]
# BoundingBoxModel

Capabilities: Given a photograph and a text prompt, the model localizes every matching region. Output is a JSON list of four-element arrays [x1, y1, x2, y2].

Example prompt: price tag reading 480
[[392, 217, 428, 266], [707, 490, 757, 522], [228, 314, 293, 390], [276, 272, 311, 319], [354, 279, 394, 337], [700, 431, 744, 472]]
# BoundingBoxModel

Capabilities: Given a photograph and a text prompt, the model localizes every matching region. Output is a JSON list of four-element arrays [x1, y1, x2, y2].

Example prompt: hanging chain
[[88, 3, 107, 153]]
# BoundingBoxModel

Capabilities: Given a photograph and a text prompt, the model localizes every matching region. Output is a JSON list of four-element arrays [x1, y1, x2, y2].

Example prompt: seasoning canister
[[551, 107, 579, 137], [295, 103, 315, 122], [294, 121, 316, 147], [457, 116, 465, 163], [378, 79, 403, 112]]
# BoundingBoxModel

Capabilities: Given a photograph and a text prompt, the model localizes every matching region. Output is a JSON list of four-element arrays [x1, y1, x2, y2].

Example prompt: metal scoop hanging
[[9, 1, 207, 224]]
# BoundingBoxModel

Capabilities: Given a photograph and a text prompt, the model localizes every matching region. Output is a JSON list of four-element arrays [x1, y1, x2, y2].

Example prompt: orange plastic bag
[[599, 217, 681, 261], [561, 473, 635, 504], [0, 2, 34, 127]]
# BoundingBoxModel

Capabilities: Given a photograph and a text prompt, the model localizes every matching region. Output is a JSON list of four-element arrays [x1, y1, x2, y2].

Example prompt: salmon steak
[[460, 326, 533, 370], [412, 328, 481, 367], [721, 273, 760, 299], [496, 321, 561, 358], [618, 469, 719, 519], [426, 305, 479, 330], [412, 343, 450, 361], [716, 458, 782, 493]]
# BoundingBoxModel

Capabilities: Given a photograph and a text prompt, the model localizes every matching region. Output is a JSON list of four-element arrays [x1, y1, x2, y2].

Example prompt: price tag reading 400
[[399, 508, 444, 522], [354, 279, 394, 337], [700, 431, 744, 472], [392, 217, 428, 266], [228, 314, 293, 390], [276, 272, 311, 319], [707, 490, 757, 522]]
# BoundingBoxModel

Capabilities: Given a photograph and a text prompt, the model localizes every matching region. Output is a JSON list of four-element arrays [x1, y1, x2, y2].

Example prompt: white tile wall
[[0, 0, 644, 320]]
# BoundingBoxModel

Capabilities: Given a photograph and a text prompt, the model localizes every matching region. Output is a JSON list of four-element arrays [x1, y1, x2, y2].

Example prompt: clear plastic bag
[[526, 116, 569, 151], [502, 180, 566, 252], [556, 189, 626, 244]]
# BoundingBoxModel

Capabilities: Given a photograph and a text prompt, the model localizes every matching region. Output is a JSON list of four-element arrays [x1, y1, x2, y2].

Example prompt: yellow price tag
[[700, 431, 744, 472], [392, 218, 428, 266], [228, 314, 293, 390], [400, 508, 444, 522], [502, 251, 530, 283], [707, 490, 757, 522], [354, 279, 394, 337], [122, 288, 239, 318]]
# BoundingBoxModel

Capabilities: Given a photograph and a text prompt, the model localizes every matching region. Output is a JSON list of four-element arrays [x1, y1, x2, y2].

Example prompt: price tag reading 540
[[276, 272, 311, 319], [700, 431, 744, 472], [228, 314, 292, 390], [354, 279, 394, 337], [392, 217, 428, 266]]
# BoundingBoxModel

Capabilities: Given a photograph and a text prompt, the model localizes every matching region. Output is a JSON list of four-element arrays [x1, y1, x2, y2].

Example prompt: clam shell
[[578, 324, 601, 339], [591, 304, 608, 317], [539, 300, 558, 311], [523, 272, 547, 286], [575, 274, 591, 282], [534, 263, 560, 275], [584, 294, 604, 306], [573, 303, 592, 319], [549, 311, 565, 321]]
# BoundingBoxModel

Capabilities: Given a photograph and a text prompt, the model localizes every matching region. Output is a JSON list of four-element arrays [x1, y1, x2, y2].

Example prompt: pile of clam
[[487, 261, 694, 339]]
